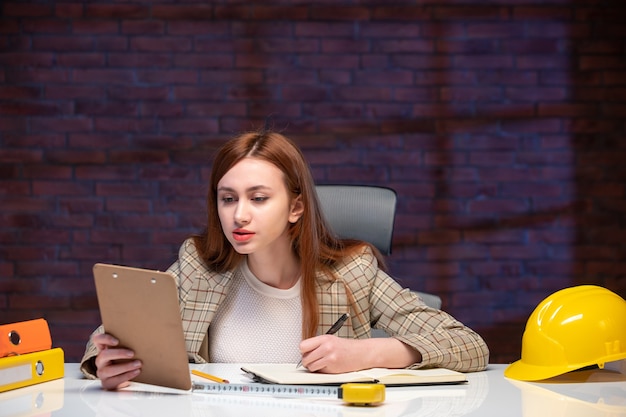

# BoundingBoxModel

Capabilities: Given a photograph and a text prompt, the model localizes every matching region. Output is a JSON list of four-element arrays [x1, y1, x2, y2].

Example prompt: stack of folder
[[0, 318, 64, 393]]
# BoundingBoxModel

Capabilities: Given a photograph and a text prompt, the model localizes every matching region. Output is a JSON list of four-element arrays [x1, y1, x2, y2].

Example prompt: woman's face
[[216, 157, 303, 255]]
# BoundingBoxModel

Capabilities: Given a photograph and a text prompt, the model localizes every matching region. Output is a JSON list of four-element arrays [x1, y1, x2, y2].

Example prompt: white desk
[[1, 362, 625, 417]]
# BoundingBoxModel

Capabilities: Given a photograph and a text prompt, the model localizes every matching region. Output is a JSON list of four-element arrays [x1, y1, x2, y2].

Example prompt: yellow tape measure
[[192, 382, 385, 406]]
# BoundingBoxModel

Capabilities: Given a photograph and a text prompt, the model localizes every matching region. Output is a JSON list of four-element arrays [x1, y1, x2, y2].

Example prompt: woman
[[81, 130, 489, 390]]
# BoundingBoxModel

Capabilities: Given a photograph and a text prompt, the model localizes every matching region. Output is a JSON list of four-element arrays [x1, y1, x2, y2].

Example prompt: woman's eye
[[252, 196, 268, 202], [221, 196, 236, 203]]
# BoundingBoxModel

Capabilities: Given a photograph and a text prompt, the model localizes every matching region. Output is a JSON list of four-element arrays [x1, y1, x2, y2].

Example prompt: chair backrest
[[315, 185, 397, 255], [315, 184, 442, 311]]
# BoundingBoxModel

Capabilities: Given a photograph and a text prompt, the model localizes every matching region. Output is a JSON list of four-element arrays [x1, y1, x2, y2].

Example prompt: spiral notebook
[[241, 364, 467, 386]]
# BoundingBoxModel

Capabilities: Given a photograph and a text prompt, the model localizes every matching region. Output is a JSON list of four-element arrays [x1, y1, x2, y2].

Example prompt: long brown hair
[[193, 130, 387, 338]]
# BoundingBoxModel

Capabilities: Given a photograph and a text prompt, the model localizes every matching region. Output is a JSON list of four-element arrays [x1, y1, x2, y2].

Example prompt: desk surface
[[1, 362, 625, 417]]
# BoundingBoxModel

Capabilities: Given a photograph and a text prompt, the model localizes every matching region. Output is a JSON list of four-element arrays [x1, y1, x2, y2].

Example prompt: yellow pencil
[[191, 369, 229, 384]]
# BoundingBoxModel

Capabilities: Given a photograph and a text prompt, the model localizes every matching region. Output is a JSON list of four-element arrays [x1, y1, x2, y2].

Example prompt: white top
[[209, 261, 302, 363]]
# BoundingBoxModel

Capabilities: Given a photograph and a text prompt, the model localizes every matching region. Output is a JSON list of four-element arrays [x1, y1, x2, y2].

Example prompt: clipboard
[[93, 263, 192, 391]]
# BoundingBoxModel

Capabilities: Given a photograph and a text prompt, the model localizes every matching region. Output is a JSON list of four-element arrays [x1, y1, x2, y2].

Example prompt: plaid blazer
[[81, 238, 488, 378]]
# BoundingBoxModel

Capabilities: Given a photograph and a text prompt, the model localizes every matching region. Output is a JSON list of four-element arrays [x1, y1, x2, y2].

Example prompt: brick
[[250, 5, 308, 20], [74, 101, 139, 116], [0, 19, 20, 34], [23, 19, 70, 34], [295, 22, 354, 38], [108, 53, 172, 68], [0, 181, 29, 195], [68, 134, 130, 149], [119, 245, 179, 267], [0, 52, 56, 67], [372, 6, 430, 21], [466, 23, 525, 38], [168, 21, 229, 36], [3, 3, 54, 17], [564, 119, 621, 134], [56, 53, 106, 67], [55, 3, 84, 18], [232, 21, 293, 39], [175, 54, 233, 69], [73, 69, 135, 84], [477, 70, 538, 85], [426, 245, 490, 261], [152, 5, 214, 20], [108, 150, 170, 164], [141, 102, 184, 117], [162, 118, 219, 134], [107, 85, 168, 101], [501, 119, 562, 134], [372, 39, 435, 54], [354, 70, 414, 85], [85, 4, 149, 19], [2, 196, 54, 212], [442, 86, 503, 102], [45, 150, 107, 164], [538, 103, 599, 117], [93, 36, 128, 52], [32, 36, 94, 52], [418, 230, 461, 245], [398, 262, 462, 283], [131, 37, 192, 52], [513, 6, 573, 20], [321, 39, 369, 54], [121, 20, 165, 35], [22, 165, 73, 179], [491, 245, 548, 260], [392, 86, 436, 101], [500, 182, 566, 198], [261, 39, 320, 54], [93, 117, 157, 133], [517, 55, 569, 69], [6, 67, 70, 83], [136, 69, 198, 84], [432, 6, 507, 20], [96, 182, 155, 197], [299, 54, 359, 69], [89, 230, 151, 245], [468, 199, 528, 214], [0, 149, 43, 163], [32, 180, 94, 196], [58, 198, 104, 214], [0, 102, 67, 116], [46, 85, 105, 99], [71, 20, 119, 35], [105, 198, 151, 213], [311, 6, 371, 21], [8, 294, 71, 309], [0, 86, 41, 101]]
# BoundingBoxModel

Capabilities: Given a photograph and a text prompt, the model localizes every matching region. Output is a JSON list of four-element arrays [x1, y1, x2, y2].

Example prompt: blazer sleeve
[[79, 325, 104, 379], [345, 247, 490, 372]]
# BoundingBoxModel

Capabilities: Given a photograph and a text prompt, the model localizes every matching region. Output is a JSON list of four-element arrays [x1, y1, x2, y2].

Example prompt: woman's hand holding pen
[[298, 336, 423, 374], [298, 335, 370, 373], [92, 333, 142, 391]]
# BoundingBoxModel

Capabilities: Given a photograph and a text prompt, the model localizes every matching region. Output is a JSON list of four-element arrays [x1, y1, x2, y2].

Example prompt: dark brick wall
[[1, 1, 625, 363]]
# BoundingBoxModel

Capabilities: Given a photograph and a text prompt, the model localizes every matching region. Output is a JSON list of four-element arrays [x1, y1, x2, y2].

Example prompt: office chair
[[315, 184, 442, 311]]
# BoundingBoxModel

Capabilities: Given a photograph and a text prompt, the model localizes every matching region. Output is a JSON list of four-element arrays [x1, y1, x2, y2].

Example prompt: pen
[[296, 313, 349, 369], [191, 369, 230, 384]]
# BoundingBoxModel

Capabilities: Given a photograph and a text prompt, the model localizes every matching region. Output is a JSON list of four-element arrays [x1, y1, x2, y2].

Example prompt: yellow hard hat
[[505, 285, 626, 381]]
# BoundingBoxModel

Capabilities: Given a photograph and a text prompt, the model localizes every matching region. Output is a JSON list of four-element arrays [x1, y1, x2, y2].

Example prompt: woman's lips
[[233, 229, 254, 242]]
